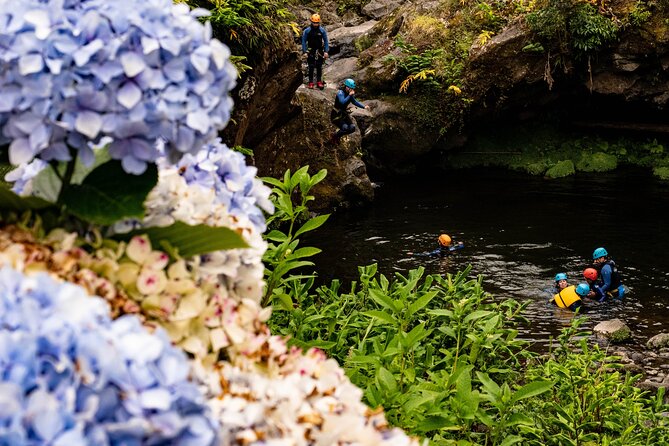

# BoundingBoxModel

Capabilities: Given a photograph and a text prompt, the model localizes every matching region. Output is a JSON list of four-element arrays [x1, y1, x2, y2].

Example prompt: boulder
[[362, 0, 403, 20], [357, 99, 441, 174], [647, 333, 669, 350], [324, 57, 360, 87], [329, 20, 378, 58], [593, 319, 632, 343], [253, 86, 374, 210]]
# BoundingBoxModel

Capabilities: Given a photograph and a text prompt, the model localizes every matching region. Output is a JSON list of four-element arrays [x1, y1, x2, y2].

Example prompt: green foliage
[[545, 159, 575, 178], [575, 151, 618, 172], [526, 0, 620, 58], [121, 222, 248, 258], [262, 166, 329, 307], [521, 318, 669, 445], [60, 161, 158, 225], [270, 264, 547, 444], [180, 0, 294, 60], [653, 166, 669, 180]]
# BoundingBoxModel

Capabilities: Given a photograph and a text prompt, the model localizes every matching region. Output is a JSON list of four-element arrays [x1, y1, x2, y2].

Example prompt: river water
[[310, 167, 669, 350]]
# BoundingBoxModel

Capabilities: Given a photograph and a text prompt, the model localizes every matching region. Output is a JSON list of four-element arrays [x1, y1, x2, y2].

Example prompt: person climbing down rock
[[329, 78, 368, 145], [301, 14, 329, 90]]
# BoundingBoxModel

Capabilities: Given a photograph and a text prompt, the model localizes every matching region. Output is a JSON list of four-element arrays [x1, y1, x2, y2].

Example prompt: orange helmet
[[438, 234, 452, 247], [310, 13, 321, 24], [583, 268, 598, 281]]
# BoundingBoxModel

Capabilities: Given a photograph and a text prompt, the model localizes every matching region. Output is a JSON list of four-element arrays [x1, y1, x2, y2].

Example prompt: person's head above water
[[583, 268, 598, 281], [575, 283, 590, 297], [593, 247, 608, 263], [438, 234, 452, 247], [554, 272, 568, 289]]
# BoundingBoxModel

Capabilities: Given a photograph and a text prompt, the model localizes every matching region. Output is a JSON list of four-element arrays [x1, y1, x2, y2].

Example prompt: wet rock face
[[253, 87, 374, 209], [224, 30, 303, 149]]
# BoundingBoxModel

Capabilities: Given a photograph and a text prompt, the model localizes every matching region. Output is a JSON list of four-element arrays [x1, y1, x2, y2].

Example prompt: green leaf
[[499, 435, 524, 446], [476, 372, 501, 399], [293, 214, 329, 238], [417, 416, 459, 432], [122, 222, 247, 257], [463, 310, 493, 323], [61, 161, 157, 225], [408, 290, 438, 317], [288, 246, 322, 259], [377, 367, 398, 393], [363, 310, 397, 326], [510, 380, 553, 403], [310, 169, 327, 187], [368, 288, 399, 314], [0, 185, 53, 211]]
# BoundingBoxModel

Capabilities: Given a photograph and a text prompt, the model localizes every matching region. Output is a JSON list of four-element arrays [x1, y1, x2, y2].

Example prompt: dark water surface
[[310, 167, 669, 350]]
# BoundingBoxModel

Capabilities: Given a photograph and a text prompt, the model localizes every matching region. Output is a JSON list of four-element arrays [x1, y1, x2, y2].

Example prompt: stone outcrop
[[253, 87, 374, 210], [329, 20, 378, 58]]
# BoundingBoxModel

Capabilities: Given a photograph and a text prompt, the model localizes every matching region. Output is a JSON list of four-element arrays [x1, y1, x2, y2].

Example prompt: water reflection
[[309, 167, 669, 350]]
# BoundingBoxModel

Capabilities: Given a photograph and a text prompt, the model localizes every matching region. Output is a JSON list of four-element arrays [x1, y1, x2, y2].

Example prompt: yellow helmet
[[438, 234, 452, 247], [310, 13, 321, 24]]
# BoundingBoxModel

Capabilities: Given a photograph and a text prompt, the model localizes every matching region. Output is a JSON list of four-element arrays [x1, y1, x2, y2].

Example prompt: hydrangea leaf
[[123, 222, 248, 258], [0, 184, 53, 210], [61, 160, 157, 225], [31, 150, 112, 203]]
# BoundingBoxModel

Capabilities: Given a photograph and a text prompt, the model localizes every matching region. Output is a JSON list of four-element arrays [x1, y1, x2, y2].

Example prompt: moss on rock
[[545, 160, 575, 178], [576, 151, 618, 172]]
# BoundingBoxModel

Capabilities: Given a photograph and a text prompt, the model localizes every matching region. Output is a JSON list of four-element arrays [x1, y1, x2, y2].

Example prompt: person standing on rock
[[301, 14, 329, 90], [329, 78, 368, 144]]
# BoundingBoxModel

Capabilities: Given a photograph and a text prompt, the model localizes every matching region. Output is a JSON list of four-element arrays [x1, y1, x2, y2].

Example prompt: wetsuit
[[414, 242, 465, 257], [331, 89, 364, 137], [595, 259, 624, 299], [552, 285, 584, 312], [301, 25, 329, 84]]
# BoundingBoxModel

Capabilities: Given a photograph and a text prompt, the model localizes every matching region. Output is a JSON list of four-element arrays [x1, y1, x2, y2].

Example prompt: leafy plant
[[262, 166, 328, 307]]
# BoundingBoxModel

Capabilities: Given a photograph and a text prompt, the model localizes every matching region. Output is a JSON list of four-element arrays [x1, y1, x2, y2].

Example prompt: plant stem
[[57, 150, 77, 205]]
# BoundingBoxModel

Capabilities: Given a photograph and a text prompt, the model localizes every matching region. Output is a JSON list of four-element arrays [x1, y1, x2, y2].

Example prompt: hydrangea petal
[[74, 111, 102, 139], [117, 82, 142, 109]]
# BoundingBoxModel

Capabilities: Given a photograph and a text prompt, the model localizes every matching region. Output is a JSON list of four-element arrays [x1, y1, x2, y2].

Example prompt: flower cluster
[[176, 139, 274, 234], [0, 266, 218, 444], [0, 227, 270, 363], [0, 0, 236, 174], [115, 142, 273, 304], [195, 348, 422, 446]]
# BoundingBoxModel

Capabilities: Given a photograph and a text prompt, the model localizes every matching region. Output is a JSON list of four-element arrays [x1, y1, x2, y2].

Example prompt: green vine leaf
[[61, 161, 157, 225], [122, 222, 248, 257]]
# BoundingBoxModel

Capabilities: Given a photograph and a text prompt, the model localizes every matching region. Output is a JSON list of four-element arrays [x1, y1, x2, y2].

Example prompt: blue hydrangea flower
[[3, 158, 47, 194], [0, 0, 236, 175], [0, 267, 218, 445], [176, 139, 274, 233]]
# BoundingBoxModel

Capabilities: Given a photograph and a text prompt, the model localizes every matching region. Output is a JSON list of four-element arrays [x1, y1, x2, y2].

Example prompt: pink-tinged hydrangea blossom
[[193, 348, 424, 446], [0, 266, 218, 445], [0, 0, 236, 174]]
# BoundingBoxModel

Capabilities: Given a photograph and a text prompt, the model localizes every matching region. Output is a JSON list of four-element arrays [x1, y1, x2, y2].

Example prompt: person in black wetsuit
[[410, 234, 465, 257], [329, 78, 367, 144], [301, 14, 329, 89], [592, 247, 625, 299]]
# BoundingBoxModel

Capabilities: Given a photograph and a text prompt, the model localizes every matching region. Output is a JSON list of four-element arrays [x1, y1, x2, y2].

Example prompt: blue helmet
[[593, 247, 608, 260], [575, 283, 590, 297], [344, 78, 356, 89], [554, 273, 567, 282]]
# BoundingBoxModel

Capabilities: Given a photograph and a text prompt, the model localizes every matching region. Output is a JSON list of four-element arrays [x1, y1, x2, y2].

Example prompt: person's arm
[[301, 28, 308, 53], [350, 96, 365, 108], [321, 27, 329, 53]]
